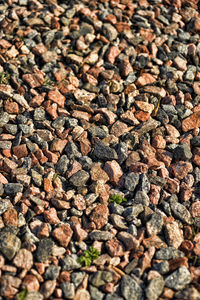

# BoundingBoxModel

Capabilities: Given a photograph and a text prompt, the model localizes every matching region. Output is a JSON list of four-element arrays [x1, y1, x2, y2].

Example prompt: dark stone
[[36, 238, 54, 262]]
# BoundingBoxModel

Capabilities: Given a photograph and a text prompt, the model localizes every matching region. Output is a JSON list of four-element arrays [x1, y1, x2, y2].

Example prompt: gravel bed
[[1, 0, 200, 299]]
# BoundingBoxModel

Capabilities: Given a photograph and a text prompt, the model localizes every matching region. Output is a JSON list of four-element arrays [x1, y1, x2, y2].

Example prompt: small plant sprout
[[0, 71, 10, 84], [17, 288, 28, 300], [109, 194, 127, 205], [77, 246, 100, 267], [43, 75, 55, 86]]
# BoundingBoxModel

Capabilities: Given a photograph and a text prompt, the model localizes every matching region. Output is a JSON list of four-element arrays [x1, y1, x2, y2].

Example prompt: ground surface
[[1, 0, 200, 299]]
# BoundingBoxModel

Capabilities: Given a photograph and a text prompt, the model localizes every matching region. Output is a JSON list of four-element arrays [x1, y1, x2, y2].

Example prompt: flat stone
[[146, 212, 164, 236], [124, 172, 140, 191], [155, 247, 184, 260], [61, 254, 81, 271], [89, 271, 113, 287], [88, 230, 113, 241], [69, 170, 90, 187], [93, 140, 118, 161], [165, 266, 191, 290], [60, 282, 75, 299], [120, 275, 143, 300], [0, 230, 21, 260], [146, 277, 165, 300], [173, 144, 192, 161], [36, 238, 54, 262], [4, 183, 23, 195]]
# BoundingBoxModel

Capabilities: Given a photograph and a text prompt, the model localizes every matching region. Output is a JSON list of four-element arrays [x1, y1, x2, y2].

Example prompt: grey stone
[[105, 294, 124, 300], [52, 116, 66, 129], [124, 172, 140, 192], [89, 286, 104, 300], [56, 155, 69, 175], [60, 282, 75, 299], [34, 108, 46, 121], [103, 23, 118, 41], [138, 174, 151, 193], [146, 212, 164, 236], [65, 141, 81, 159], [123, 204, 144, 219], [0, 112, 9, 127], [61, 254, 81, 271], [89, 271, 113, 287], [153, 261, 169, 275], [155, 247, 184, 260], [71, 272, 86, 288], [134, 191, 149, 206], [109, 202, 125, 215], [4, 124, 18, 135], [4, 183, 23, 195], [65, 117, 78, 129], [0, 183, 4, 197], [124, 258, 138, 274], [36, 238, 54, 262], [115, 142, 128, 165], [25, 292, 44, 300], [0, 141, 12, 149], [89, 230, 113, 241], [30, 169, 43, 187], [165, 266, 191, 290], [0, 198, 11, 215], [69, 170, 90, 187], [120, 275, 143, 300], [0, 230, 21, 260], [78, 156, 93, 170], [93, 140, 118, 161], [170, 200, 193, 224], [110, 214, 128, 230], [145, 277, 165, 300], [127, 224, 138, 236], [88, 126, 108, 138], [173, 143, 192, 161], [44, 265, 61, 280], [19, 124, 32, 135], [135, 118, 160, 136], [191, 136, 200, 147]]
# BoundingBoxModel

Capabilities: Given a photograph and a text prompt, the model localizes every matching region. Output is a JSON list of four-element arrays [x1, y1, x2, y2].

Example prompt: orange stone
[[13, 144, 28, 159], [43, 178, 54, 193], [136, 73, 156, 87], [182, 112, 200, 132], [48, 89, 66, 108], [135, 111, 150, 122]]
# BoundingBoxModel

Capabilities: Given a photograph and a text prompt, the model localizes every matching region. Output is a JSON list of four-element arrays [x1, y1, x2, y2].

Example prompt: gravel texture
[[1, 0, 200, 299]]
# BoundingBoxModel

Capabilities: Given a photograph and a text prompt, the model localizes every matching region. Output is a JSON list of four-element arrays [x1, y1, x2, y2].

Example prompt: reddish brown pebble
[[44, 208, 60, 224], [48, 89, 66, 108], [104, 160, 123, 186], [182, 112, 200, 132], [12, 144, 28, 159], [13, 249, 33, 270], [52, 224, 73, 247], [90, 204, 109, 229], [3, 208, 18, 227], [22, 274, 40, 292]]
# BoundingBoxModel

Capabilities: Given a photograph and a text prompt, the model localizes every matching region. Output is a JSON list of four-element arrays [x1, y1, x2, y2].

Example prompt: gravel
[[1, 0, 200, 298]]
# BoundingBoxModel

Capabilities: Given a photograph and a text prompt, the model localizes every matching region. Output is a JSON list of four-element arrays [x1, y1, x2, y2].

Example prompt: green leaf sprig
[[77, 246, 100, 267]]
